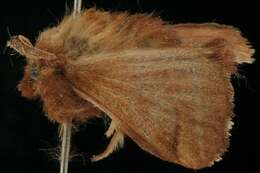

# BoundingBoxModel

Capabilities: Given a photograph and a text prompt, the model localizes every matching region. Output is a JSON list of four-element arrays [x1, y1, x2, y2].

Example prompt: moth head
[[7, 35, 61, 99]]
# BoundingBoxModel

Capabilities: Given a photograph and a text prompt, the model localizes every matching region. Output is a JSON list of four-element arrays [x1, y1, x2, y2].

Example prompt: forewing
[[68, 48, 234, 169]]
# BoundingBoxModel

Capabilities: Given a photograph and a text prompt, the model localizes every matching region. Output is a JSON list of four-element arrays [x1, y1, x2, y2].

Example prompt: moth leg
[[105, 121, 116, 138], [91, 129, 124, 162]]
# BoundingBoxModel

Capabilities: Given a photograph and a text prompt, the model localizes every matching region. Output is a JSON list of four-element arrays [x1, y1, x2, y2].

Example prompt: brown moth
[[7, 8, 254, 169]]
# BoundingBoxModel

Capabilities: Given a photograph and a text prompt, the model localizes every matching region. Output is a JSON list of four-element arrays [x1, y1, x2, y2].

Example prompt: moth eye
[[30, 65, 38, 81]]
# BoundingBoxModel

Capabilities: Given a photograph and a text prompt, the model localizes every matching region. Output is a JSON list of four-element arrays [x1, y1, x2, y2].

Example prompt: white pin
[[59, 1, 82, 173]]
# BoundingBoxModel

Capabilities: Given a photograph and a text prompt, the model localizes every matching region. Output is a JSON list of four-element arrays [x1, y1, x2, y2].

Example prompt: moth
[[7, 8, 254, 169]]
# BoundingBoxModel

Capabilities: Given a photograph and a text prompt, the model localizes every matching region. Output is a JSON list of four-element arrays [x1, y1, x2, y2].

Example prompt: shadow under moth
[[7, 8, 254, 169]]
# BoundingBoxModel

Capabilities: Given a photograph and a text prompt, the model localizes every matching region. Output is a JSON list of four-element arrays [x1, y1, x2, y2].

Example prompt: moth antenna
[[6, 35, 57, 60], [59, 1, 82, 173], [6, 26, 12, 40], [3, 27, 12, 59]]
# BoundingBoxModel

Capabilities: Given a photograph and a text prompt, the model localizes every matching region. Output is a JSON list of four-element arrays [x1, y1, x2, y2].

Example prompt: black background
[[0, 0, 259, 173]]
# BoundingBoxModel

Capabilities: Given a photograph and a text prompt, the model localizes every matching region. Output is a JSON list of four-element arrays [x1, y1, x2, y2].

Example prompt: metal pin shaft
[[59, 1, 81, 173], [60, 123, 72, 173]]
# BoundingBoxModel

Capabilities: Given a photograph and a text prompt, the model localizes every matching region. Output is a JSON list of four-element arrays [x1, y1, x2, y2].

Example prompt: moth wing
[[172, 23, 254, 64], [68, 48, 238, 169]]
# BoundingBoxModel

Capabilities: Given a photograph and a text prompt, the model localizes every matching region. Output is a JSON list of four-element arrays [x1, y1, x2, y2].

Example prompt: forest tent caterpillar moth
[[7, 8, 254, 169]]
